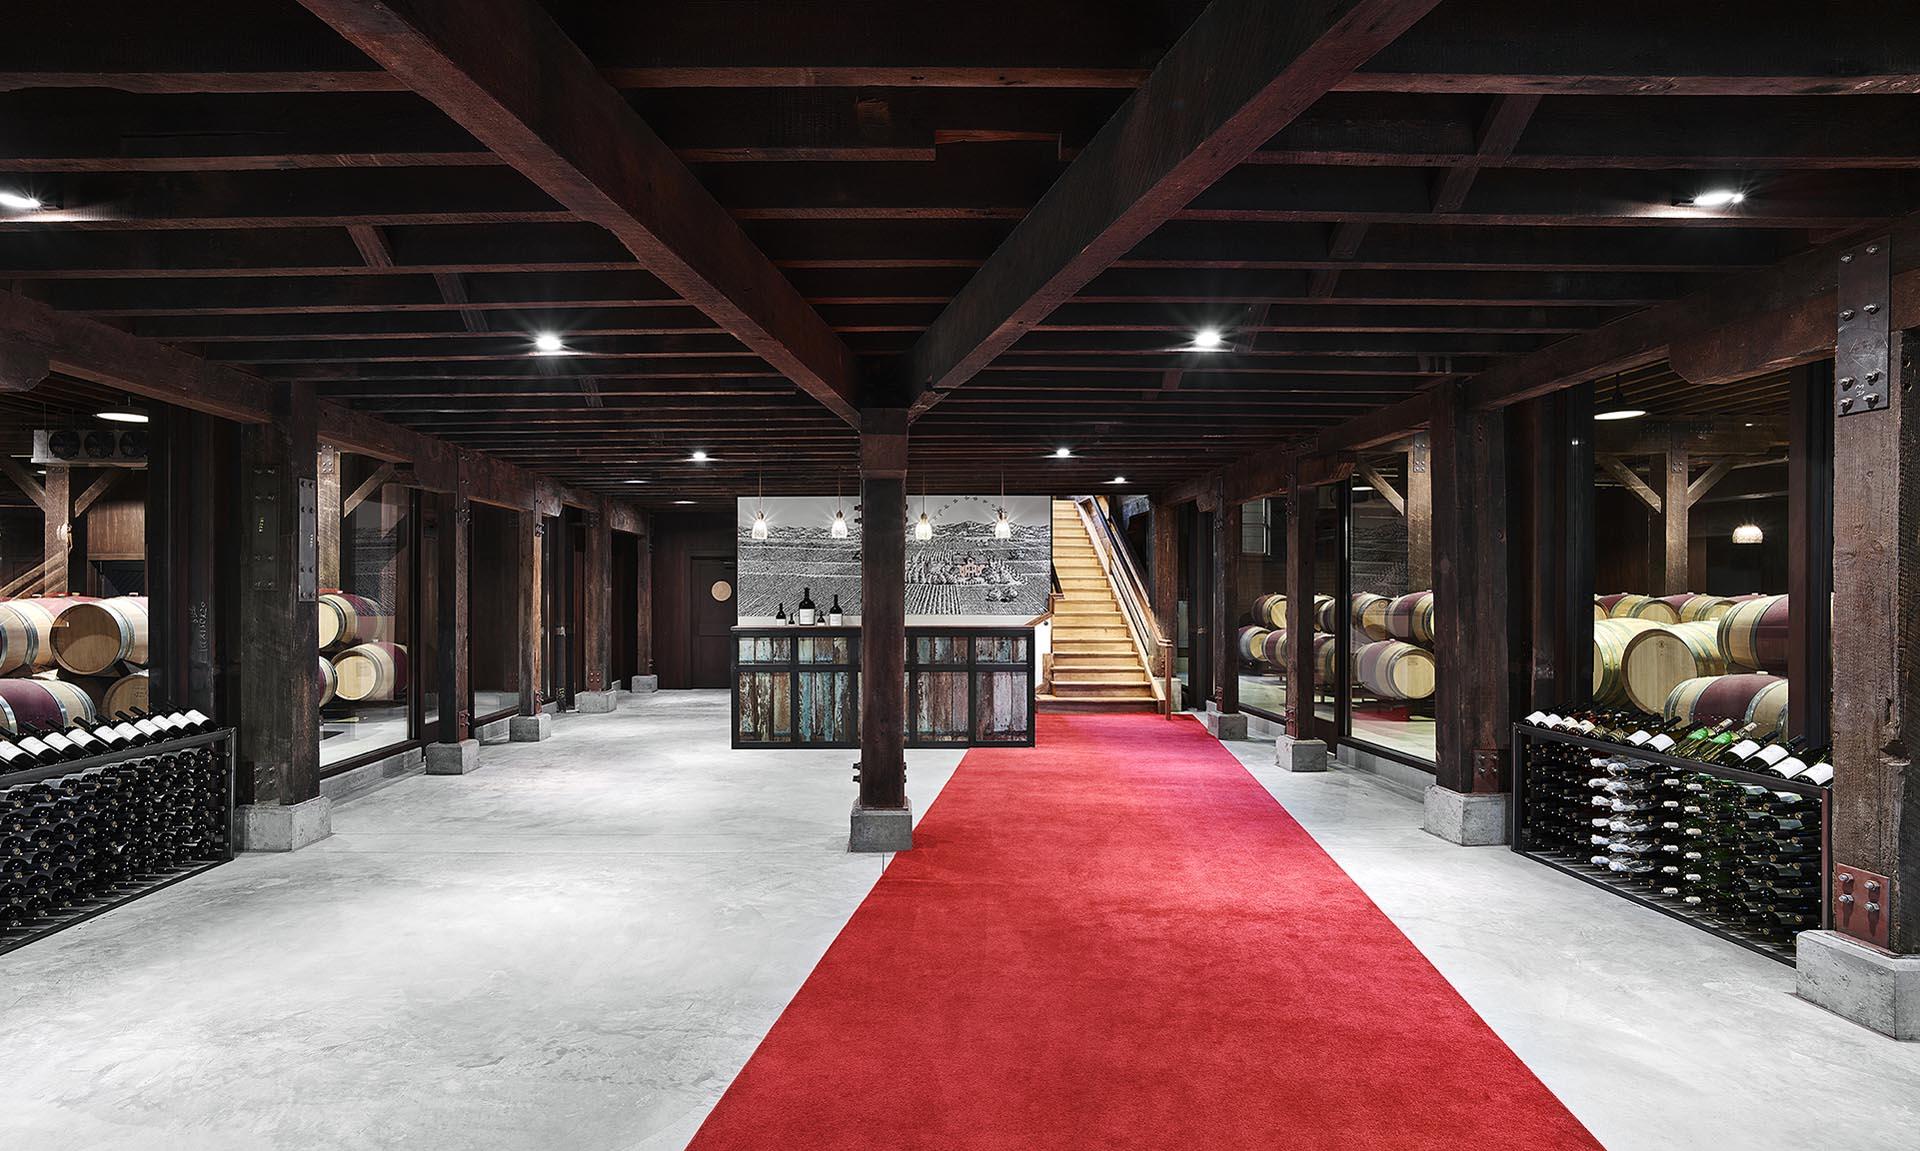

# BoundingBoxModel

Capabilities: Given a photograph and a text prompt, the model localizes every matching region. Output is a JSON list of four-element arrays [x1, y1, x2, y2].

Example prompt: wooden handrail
[[0, 558, 49, 599]]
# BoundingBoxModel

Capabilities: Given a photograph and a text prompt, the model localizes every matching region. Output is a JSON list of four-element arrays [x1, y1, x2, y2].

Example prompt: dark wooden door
[[689, 554, 736, 688]]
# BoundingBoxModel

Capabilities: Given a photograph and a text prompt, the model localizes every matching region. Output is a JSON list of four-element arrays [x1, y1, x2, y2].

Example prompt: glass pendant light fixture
[[914, 481, 933, 541], [994, 473, 1012, 540], [750, 470, 770, 540], [830, 475, 849, 539], [1732, 523, 1764, 544]]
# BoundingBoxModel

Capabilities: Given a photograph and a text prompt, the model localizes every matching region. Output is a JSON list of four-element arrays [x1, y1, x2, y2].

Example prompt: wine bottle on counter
[[797, 587, 817, 626], [774, 603, 787, 625], [828, 594, 844, 626]]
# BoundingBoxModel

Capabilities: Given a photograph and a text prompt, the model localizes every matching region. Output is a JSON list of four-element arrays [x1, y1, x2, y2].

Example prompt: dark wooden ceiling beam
[[1339, 1, 1920, 96], [1431, 94, 1540, 213], [295, 0, 862, 425], [895, 0, 1444, 416], [1307, 221, 1371, 297]]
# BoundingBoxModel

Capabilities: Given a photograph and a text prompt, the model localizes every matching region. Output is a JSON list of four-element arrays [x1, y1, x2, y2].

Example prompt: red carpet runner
[[687, 713, 1603, 1150]]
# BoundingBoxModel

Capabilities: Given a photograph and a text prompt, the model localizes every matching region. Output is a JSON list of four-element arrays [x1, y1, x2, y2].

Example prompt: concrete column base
[[425, 739, 481, 775], [509, 712, 553, 742], [576, 690, 619, 714], [1200, 707, 1248, 740], [1796, 930, 1920, 1039], [235, 796, 332, 853], [629, 675, 658, 693], [849, 800, 913, 853], [1275, 734, 1328, 772], [1422, 784, 1510, 846]]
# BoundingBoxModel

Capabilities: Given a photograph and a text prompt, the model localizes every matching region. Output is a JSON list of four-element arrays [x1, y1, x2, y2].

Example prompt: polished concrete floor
[[2, 695, 1917, 1150]]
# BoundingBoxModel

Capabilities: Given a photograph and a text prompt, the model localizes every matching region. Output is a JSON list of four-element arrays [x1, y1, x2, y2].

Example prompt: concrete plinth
[[1200, 707, 1248, 740], [849, 800, 913, 853], [576, 690, 619, 714], [629, 675, 658, 693], [1422, 784, 1510, 846], [1275, 734, 1328, 772], [235, 796, 332, 853], [509, 712, 553, 742], [425, 739, 481, 775], [1797, 930, 1920, 1040]]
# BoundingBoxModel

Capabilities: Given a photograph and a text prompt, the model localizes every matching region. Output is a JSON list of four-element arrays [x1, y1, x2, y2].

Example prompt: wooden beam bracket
[[1595, 453, 1662, 513]]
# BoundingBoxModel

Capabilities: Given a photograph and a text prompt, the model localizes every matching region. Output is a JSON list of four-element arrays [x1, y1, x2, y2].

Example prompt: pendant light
[[1732, 523, 1764, 544], [830, 474, 849, 538], [993, 472, 1012, 540], [749, 469, 770, 540], [1594, 374, 1647, 422], [914, 480, 933, 541]]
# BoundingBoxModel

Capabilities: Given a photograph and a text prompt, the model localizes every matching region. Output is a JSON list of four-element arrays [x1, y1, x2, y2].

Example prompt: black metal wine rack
[[0, 729, 236, 956], [1510, 724, 1829, 965]]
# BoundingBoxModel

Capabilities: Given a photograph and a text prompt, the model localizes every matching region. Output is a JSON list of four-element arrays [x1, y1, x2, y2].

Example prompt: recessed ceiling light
[[689, 450, 710, 462], [0, 191, 43, 211], [622, 478, 646, 484], [95, 408, 149, 424], [1191, 327, 1224, 350], [1108, 475, 1128, 485], [1052, 447, 1072, 458], [1687, 189, 1745, 208], [674, 499, 696, 505], [532, 331, 565, 354]]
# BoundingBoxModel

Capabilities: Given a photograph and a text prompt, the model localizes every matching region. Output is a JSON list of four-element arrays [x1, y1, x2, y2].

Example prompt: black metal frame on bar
[[730, 625, 863, 749], [905, 625, 1037, 749], [0, 727, 237, 957], [1508, 723, 1830, 966]]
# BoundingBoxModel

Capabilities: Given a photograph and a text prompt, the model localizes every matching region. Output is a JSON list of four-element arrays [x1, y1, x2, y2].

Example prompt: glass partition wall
[[317, 447, 423, 771], [1346, 445, 1437, 763], [1234, 498, 1288, 722], [469, 501, 523, 724]]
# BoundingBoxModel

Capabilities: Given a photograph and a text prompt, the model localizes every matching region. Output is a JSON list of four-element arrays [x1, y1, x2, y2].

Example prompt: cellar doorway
[[689, 554, 736, 689]]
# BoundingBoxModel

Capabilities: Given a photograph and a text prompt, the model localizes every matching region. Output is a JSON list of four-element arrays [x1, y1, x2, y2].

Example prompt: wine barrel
[[1260, 628, 1288, 669], [1592, 617, 1665, 705], [1745, 677, 1790, 735], [1662, 593, 1737, 623], [1619, 621, 1726, 715], [1385, 591, 1435, 645], [51, 596, 149, 675], [1718, 594, 1789, 673], [1603, 593, 1681, 624], [1664, 672, 1783, 726], [1592, 601, 1608, 621], [1351, 593, 1392, 642], [1356, 640, 1437, 701], [318, 590, 388, 649], [0, 676, 96, 733], [1236, 625, 1270, 663], [1313, 633, 1339, 687], [0, 597, 95, 676], [102, 669, 149, 717], [332, 641, 408, 702], [1251, 594, 1283, 630], [319, 655, 337, 708], [1315, 595, 1340, 635]]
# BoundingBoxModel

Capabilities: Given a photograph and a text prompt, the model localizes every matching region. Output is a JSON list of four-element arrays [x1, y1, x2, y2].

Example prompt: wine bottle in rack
[[1716, 724, 1774, 768], [0, 736, 34, 771]]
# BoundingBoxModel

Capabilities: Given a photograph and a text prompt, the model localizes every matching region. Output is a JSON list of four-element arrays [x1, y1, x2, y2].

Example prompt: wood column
[[858, 409, 908, 809], [1283, 484, 1316, 739], [1787, 359, 1834, 747], [236, 381, 320, 807], [1149, 499, 1177, 682], [1405, 431, 1433, 590], [42, 464, 70, 594], [1212, 489, 1240, 714], [1830, 316, 1920, 954], [1431, 379, 1511, 795], [582, 506, 611, 691], [518, 509, 544, 716], [1656, 433, 1690, 594], [315, 444, 341, 589], [436, 482, 472, 743]]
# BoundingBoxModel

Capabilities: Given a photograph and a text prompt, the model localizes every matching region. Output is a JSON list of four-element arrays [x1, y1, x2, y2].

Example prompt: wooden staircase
[[1041, 498, 1162, 712]]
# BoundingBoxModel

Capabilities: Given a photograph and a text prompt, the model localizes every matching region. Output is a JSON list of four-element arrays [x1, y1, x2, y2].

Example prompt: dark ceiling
[[2, 0, 1915, 506]]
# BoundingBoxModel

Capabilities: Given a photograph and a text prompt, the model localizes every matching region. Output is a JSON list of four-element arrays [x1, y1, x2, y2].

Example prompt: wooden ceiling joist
[[896, 0, 1444, 416], [294, 0, 862, 425]]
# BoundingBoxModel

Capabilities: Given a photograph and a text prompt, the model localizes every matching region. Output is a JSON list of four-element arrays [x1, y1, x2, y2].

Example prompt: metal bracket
[[1835, 237, 1891, 418], [1834, 864, 1893, 949], [295, 476, 318, 602]]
